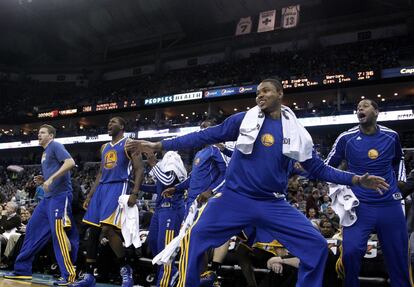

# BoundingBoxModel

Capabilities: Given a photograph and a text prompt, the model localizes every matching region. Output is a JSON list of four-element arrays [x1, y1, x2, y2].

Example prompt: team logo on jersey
[[194, 158, 200, 165], [261, 134, 275, 147], [104, 150, 118, 169], [41, 152, 47, 163], [367, 149, 379, 160]]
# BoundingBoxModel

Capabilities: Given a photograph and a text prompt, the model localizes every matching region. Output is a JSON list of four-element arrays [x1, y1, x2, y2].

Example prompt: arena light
[[394, 92, 398, 96], [361, 96, 365, 99], [377, 94, 381, 98]]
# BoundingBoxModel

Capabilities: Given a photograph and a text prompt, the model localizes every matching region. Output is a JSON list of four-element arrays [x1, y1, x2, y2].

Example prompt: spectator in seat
[[0, 202, 21, 261]]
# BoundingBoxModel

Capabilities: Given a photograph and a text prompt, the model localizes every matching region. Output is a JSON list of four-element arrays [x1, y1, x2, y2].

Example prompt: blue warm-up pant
[[342, 201, 413, 287], [14, 192, 78, 282], [177, 189, 328, 287], [148, 205, 185, 287]]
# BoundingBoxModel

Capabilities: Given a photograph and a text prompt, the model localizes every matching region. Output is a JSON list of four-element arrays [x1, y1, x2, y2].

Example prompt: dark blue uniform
[[141, 164, 185, 287], [326, 125, 412, 287], [175, 145, 226, 213], [14, 141, 78, 283], [162, 112, 356, 287]]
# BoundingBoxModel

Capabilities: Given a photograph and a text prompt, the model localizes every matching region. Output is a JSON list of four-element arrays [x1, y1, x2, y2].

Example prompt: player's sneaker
[[3, 272, 32, 280], [199, 271, 218, 287], [120, 265, 133, 287], [53, 277, 71, 286], [68, 273, 96, 287]]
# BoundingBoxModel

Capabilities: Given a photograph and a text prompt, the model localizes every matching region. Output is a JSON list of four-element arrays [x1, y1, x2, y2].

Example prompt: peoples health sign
[[204, 85, 257, 98]]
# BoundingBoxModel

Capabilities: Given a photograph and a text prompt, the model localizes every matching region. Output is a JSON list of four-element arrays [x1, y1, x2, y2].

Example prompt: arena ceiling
[[0, 0, 314, 67], [0, 0, 410, 68]]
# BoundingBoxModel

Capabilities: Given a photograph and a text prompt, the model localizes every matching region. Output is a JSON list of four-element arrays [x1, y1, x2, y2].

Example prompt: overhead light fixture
[[394, 93, 398, 96], [361, 96, 365, 99], [377, 94, 381, 98]]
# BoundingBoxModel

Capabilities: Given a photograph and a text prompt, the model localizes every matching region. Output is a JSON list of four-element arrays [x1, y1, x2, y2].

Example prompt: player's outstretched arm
[[126, 140, 162, 154]]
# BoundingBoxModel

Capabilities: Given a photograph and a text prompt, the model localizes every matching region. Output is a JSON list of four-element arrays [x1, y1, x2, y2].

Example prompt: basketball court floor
[[0, 271, 124, 287]]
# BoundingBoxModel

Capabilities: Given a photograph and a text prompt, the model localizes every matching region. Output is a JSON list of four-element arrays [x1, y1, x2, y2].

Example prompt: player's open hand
[[355, 173, 389, 194]]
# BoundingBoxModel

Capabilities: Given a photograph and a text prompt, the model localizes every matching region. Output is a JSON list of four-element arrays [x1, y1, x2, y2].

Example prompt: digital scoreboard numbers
[[96, 102, 118, 111], [323, 74, 352, 84], [357, 70, 375, 80], [281, 70, 375, 89]]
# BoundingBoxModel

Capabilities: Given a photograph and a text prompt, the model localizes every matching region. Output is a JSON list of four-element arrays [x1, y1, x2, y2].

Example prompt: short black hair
[[261, 78, 283, 92], [112, 116, 126, 130], [359, 99, 379, 111], [39, 124, 56, 138], [367, 99, 379, 110]]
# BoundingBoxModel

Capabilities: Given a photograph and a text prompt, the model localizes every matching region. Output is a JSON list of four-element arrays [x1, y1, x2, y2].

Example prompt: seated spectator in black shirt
[[0, 201, 21, 235], [0, 202, 21, 258]]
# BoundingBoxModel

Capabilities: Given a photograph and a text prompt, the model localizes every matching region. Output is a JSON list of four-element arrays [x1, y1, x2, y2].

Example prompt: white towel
[[118, 195, 141, 248], [157, 151, 187, 182], [235, 105, 313, 161], [328, 184, 359, 227], [152, 201, 201, 265]]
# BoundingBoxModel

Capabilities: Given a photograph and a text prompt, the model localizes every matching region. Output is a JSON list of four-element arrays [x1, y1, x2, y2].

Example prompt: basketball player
[[140, 151, 186, 287], [162, 119, 227, 214], [126, 78, 388, 287], [325, 99, 412, 287], [4, 124, 79, 286], [70, 117, 144, 287]]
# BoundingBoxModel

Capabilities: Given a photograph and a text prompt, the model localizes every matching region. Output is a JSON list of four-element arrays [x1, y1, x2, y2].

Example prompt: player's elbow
[[65, 158, 76, 169]]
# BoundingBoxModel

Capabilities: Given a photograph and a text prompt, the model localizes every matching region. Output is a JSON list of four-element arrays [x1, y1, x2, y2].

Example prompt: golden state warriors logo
[[104, 150, 118, 169], [194, 158, 201, 165], [368, 149, 379, 160], [261, 134, 275, 147]]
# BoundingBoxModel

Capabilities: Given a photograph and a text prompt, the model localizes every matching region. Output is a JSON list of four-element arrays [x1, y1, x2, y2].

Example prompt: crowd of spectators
[[0, 36, 410, 124]]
